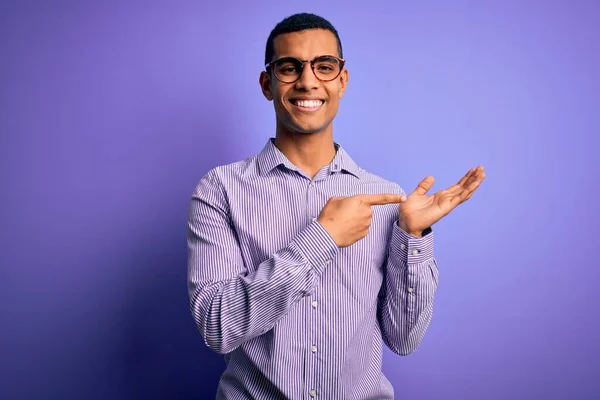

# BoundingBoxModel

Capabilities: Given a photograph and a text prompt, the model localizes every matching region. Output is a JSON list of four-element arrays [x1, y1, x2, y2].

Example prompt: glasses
[[265, 55, 345, 83]]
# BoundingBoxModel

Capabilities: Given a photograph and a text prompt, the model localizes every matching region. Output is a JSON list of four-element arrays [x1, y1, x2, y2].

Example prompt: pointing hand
[[318, 194, 405, 247]]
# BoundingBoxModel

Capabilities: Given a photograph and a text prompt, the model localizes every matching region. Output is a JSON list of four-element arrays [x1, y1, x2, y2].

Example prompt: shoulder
[[191, 153, 263, 199]]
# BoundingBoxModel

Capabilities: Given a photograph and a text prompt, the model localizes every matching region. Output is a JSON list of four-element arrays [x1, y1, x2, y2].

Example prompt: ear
[[259, 71, 273, 101], [338, 68, 349, 99]]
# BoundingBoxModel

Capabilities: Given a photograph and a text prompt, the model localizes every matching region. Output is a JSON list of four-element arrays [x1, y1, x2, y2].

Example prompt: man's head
[[260, 13, 348, 136]]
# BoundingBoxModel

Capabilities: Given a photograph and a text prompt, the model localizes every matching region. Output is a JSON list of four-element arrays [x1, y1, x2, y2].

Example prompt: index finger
[[357, 194, 405, 206]]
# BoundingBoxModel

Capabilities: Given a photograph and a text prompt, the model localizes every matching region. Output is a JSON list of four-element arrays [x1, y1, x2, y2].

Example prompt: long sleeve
[[377, 223, 439, 355], [187, 171, 338, 355]]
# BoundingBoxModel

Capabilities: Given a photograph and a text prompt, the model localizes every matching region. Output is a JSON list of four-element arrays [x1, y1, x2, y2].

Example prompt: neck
[[274, 127, 336, 179]]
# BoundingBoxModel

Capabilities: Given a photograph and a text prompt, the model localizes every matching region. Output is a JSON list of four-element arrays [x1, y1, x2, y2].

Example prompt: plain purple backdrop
[[1, 1, 599, 399]]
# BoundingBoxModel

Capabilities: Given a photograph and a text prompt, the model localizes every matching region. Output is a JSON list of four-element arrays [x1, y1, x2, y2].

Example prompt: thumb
[[413, 176, 435, 196]]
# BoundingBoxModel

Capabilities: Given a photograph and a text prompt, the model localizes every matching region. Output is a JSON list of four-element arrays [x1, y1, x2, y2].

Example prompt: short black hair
[[264, 13, 343, 65]]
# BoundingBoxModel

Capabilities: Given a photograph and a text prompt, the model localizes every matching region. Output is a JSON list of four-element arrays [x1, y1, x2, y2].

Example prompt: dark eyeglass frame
[[265, 55, 346, 83]]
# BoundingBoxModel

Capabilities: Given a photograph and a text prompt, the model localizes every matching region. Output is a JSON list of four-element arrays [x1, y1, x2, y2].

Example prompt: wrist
[[398, 220, 422, 238], [316, 217, 340, 246]]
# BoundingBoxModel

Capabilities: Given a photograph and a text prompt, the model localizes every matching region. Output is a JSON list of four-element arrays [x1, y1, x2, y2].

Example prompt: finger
[[326, 196, 346, 204], [443, 189, 469, 207], [457, 176, 485, 202], [443, 181, 469, 197], [469, 168, 486, 185], [460, 187, 478, 203], [462, 167, 485, 187], [413, 176, 435, 196], [459, 166, 484, 186], [435, 167, 485, 198], [467, 172, 485, 191], [460, 165, 485, 185], [358, 193, 406, 206], [457, 168, 476, 186], [449, 170, 485, 204], [446, 183, 464, 197]]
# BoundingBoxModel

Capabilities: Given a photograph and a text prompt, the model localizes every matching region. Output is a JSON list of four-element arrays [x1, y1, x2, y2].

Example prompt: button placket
[[307, 300, 318, 398], [305, 177, 324, 396], [306, 179, 320, 223], [406, 263, 417, 322]]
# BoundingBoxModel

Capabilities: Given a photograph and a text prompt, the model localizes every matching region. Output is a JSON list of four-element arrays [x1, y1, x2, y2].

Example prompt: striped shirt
[[187, 138, 439, 399]]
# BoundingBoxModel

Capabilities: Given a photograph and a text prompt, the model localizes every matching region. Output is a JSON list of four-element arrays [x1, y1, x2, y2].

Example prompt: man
[[188, 12, 485, 399]]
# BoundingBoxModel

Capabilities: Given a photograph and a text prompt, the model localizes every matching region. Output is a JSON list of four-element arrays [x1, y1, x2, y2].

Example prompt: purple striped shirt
[[187, 138, 439, 399]]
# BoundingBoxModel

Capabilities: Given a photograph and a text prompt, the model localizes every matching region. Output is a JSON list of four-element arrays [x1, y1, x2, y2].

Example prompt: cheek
[[325, 86, 342, 111], [273, 96, 288, 113], [274, 90, 290, 111], [272, 85, 291, 109], [325, 98, 339, 115]]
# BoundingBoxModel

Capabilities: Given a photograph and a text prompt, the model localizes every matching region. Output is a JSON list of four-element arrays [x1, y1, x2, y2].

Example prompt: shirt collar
[[257, 138, 361, 179]]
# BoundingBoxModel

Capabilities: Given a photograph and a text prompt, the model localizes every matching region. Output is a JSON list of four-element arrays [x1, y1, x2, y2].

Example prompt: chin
[[289, 123, 330, 135], [285, 117, 332, 135], [276, 104, 334, 135]]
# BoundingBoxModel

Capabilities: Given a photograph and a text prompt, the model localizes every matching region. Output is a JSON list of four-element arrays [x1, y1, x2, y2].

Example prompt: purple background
[[1, 1, 599, 399]]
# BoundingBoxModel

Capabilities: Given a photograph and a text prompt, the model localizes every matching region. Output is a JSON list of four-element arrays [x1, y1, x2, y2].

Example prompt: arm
[[187, 170, 338, 354], [377, 165, 484, 355], [377, 224, 439, 355]]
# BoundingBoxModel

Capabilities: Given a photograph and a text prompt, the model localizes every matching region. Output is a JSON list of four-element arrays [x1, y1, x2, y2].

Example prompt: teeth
[[295, 100, 323, 108]]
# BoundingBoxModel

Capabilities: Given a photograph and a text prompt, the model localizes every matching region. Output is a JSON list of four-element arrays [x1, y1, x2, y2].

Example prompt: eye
[[274, 58, 302, 76], [279, 65, 298, 74], [316, 64, 334, 72], [315, 62, 337, 75], [276, 63, 301, 76]]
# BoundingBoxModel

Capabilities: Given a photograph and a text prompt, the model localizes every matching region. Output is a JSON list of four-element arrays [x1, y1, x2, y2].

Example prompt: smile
[[291, 99, 324, 112]]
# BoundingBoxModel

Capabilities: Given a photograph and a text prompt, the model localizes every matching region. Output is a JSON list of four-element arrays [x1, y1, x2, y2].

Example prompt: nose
[[295, 62, 320, 90]]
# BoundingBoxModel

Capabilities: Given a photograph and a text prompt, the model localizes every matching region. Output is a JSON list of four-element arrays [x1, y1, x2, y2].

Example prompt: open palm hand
[[399, 166, 486, 237]]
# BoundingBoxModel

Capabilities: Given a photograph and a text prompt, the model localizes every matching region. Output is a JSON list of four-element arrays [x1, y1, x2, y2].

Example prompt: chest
[[228, 175, 398, 280]]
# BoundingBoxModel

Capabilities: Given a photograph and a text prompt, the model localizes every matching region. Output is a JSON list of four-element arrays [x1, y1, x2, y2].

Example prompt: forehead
[[272, 29, 339, 60]]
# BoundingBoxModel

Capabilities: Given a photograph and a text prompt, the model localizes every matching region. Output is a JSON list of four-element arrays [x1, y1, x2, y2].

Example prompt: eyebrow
[[315, 55, 339, 63], [275, 55, 339, 63], [275, 57, 300, 62]]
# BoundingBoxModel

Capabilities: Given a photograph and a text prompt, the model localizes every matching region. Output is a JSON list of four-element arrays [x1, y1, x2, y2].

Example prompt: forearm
[[378, 224, 439, 355], [189, 220, 337, 354]]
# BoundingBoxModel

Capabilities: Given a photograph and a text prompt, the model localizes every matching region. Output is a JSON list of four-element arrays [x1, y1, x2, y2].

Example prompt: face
[[260, 29, 348, 135]]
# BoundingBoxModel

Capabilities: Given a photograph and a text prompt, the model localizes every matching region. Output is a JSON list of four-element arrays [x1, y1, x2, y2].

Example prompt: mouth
[[289, 99, 324, 112]]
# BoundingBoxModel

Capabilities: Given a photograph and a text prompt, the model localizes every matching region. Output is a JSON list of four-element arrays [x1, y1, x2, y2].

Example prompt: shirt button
[[310, 389, 316, 397], [412, 249, 419, 256], [312, 217, 317, 222], [408, 287, 414, 293], [311, 300, 318, 308], [311, 345, 317, 353], [326, 259, 331, 264], [400, 243, 406, 250]]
